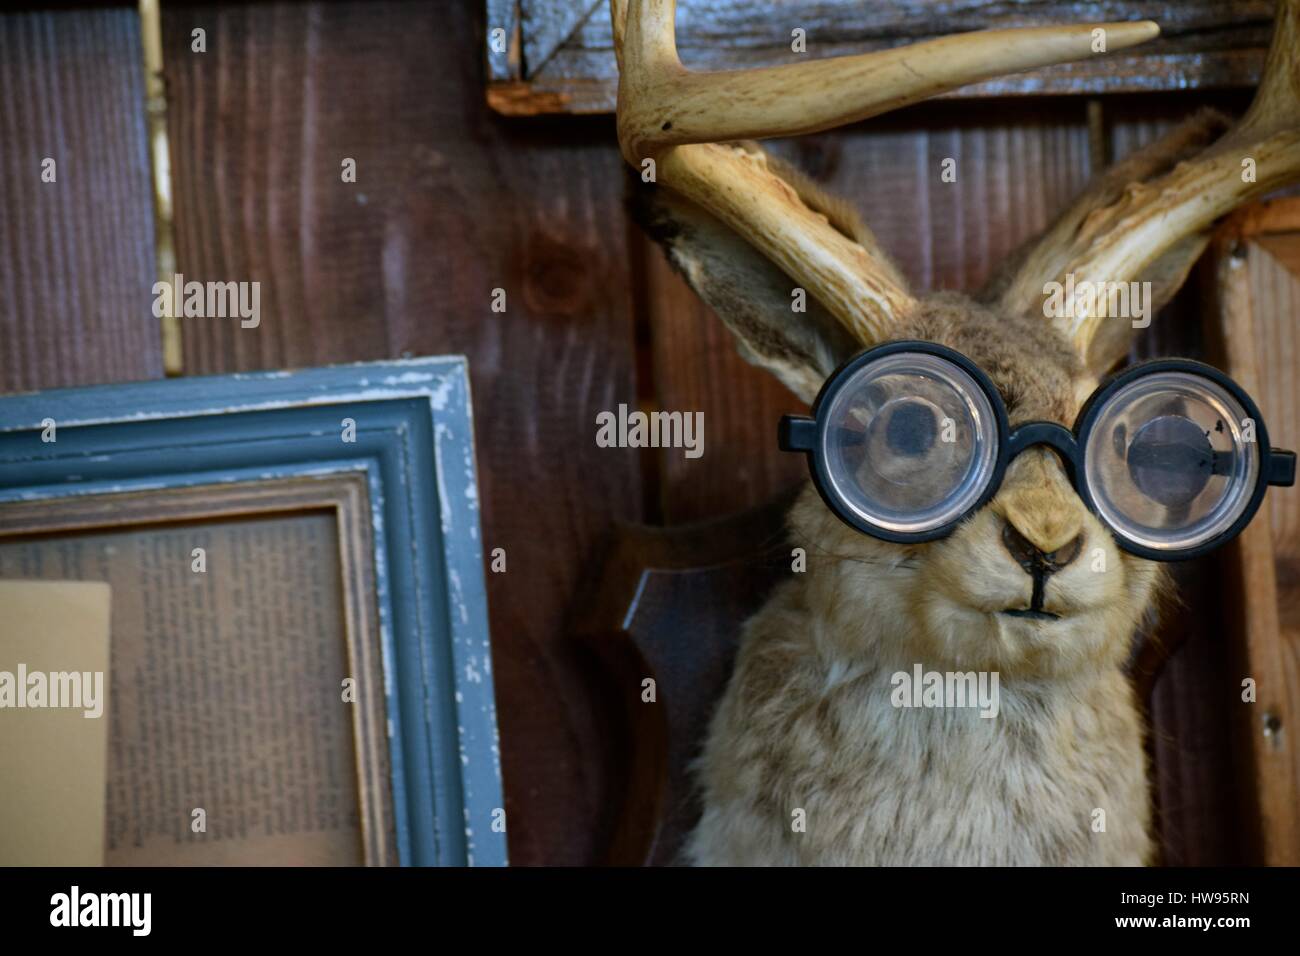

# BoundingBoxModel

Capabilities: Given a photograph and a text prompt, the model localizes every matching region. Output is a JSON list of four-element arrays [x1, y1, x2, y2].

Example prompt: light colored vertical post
[[139, 0, 183, 376]]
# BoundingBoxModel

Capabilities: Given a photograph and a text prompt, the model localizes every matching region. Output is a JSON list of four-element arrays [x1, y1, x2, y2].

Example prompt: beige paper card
[[0, 580, 111, 866]]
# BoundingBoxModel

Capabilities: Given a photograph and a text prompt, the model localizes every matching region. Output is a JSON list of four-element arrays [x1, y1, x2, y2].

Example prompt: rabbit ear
[[630, 146, 885, 404]]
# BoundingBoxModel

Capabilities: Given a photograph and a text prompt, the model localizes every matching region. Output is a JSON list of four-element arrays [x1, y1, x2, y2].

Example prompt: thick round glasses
[[779, 340, 1296, 561]]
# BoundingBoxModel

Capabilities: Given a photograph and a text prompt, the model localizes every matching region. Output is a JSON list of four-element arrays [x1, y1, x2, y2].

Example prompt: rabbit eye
[[1125, 415, 1213, 506], [1083, 371, 1260, 553], [885, 400, 936, 456], [816, 351, 1000, 536]]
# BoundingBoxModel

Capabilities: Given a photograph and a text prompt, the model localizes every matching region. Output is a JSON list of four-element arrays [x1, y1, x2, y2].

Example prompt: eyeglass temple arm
[[1268, 449, 1297, 486], [779, 415, 818, 453]]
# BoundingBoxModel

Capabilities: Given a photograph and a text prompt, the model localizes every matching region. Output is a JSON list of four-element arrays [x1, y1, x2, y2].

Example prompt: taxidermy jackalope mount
[[610, 0, 1300, 865]]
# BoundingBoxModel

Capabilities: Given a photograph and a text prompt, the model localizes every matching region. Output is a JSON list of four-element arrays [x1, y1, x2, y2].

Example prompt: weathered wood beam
[[489, 0, 1277, 115]]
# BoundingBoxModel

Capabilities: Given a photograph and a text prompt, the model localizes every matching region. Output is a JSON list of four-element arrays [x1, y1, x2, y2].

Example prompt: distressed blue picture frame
[[0, 357, 507, 867]]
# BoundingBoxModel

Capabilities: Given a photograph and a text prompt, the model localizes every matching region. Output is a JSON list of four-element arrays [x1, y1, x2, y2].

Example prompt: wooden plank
[[489, 0, 1275, 115], [486, 0, 523, 82], [1252, 233, 1300, 547], [522, 0, 601, 78], [160, 0, 642, 865], [0, 7, 162, 391], [1203, 200, 1300, 865]]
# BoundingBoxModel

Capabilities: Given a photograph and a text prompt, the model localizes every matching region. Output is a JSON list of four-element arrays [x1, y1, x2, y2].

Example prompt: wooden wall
[[0, 1, 1261, 864]]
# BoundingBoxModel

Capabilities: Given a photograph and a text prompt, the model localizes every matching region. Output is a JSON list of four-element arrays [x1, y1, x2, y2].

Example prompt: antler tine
[[1223, 0, 1300, 149], [610, 0, 628, 71], [1003, 0, 1300, 373], [615, 0, 1159, 164]]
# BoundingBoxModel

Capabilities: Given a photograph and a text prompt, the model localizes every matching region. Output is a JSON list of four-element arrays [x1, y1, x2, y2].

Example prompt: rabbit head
[[783, 293, 1167, 679], [612, 0, 1300, 869], [614, 0, 1300, 673]]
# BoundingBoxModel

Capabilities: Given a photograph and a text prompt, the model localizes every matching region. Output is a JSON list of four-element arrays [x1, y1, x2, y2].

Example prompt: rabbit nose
[[1001, 521, 1083, 577]]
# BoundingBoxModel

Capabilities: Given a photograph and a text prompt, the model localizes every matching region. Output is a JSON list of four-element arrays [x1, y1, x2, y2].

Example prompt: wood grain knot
[[523, 234, 592, 317]]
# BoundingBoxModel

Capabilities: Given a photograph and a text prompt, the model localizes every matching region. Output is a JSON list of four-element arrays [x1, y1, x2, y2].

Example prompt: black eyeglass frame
[[779, 339, 1297, 561]]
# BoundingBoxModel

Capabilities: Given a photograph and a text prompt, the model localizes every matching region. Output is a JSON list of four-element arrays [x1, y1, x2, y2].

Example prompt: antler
[[611, 0, 1160, 345], [997, 0, 1300, 374]]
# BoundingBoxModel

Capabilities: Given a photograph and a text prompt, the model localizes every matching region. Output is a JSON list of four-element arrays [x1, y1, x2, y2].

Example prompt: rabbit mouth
[[1000, 607, 1061, 622]]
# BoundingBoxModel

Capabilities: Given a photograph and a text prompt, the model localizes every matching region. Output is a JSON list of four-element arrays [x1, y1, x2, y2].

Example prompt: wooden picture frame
[[0, 357, 506, 867]]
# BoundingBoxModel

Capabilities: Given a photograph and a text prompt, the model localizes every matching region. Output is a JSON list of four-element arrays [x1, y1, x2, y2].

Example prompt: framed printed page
[[0, 357, 506, 867]]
